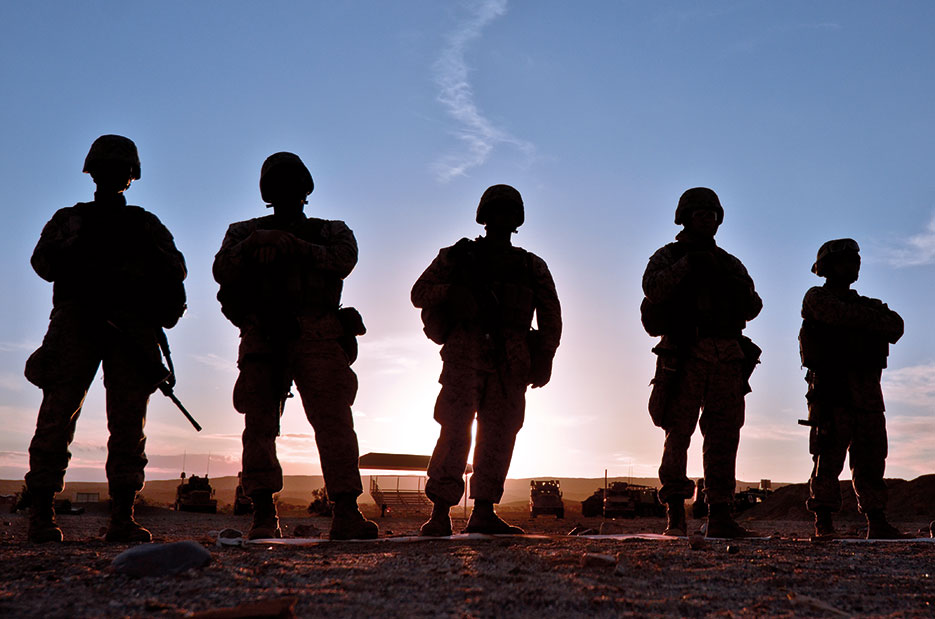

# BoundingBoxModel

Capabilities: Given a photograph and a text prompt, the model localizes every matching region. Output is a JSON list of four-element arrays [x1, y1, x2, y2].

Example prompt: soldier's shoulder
[[802, 286, 833, 309], [124, 204, 166, 226], [521, 248, 550, 270], [226, 216, 264, 232], [48, 202, 89, 220], [315, 217, 352, 233], [438, 237, 474, 254], [648, 241, 681, 262]]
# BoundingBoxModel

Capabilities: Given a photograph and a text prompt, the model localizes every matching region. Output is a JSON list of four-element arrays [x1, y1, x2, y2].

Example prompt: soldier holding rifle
[[24, 135, 187, 543]]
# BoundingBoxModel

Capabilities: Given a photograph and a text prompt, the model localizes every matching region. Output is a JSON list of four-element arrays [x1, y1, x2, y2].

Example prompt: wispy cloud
[[884, 415, 935, 477], [433, 0, 533, 182], [883, 363, 935, 407], [882, 213, 935, 267], [191, 353, 237, 375], [0, 339, 36, 353], [0, 373, 27, 393]]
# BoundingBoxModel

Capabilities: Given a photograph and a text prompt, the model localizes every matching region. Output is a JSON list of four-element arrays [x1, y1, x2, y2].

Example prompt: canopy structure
[[358, 452, 472, 474], [357, 452, 473, 517]]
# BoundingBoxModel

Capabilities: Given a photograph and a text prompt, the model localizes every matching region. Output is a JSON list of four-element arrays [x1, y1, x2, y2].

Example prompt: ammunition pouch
[[337, 307, 366, 365], [648, 347, 681, 428], [739, 336, 762, 394], [24, 347, 46, 389], [527, 328, 555, 386], [420, 304, 452, 345], [640, 296, 672, 338]]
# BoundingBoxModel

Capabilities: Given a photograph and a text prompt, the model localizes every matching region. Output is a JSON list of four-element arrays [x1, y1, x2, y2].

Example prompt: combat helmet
[[812, 238, 859, 276], [674, 187, 723, 225], [260, 152, 314, 205], [476, 184, 524, 230], [83, 135, 141, 180]]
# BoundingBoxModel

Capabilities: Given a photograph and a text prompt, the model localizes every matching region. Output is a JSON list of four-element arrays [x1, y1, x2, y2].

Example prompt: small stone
[[929, 521, 934, 538], [112, 540, 211, 578], [726, 544, 739, 554], [688, 533, 706, 550], [293, 523, 322, 538], [581, 552, 616, 567]]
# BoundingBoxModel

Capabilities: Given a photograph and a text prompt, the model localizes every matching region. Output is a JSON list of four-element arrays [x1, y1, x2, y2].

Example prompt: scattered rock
[[292, 524, 321, 538], [581, 552, 616, 567], [726, 544, 739, 554], [929, 521, 934, 538], [111, 540, 211, 577], [188, 596, 297, 618], [688, 533, 707, 550]]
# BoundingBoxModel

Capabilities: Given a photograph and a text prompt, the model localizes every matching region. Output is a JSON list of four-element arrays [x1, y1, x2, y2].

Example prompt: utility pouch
[[24, 347, 46, 388], [420, 305, 453, 345], [648, 347, 680, 428], [739, 335, 762, 394], [337, 307, 366, 365]]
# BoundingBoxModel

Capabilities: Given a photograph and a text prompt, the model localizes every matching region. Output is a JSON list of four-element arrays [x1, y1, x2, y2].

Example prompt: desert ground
[[1, 489, 934, 618]]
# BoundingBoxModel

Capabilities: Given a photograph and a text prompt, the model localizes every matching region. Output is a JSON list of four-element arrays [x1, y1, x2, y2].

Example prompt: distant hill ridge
[[0, 475, 786, 508]]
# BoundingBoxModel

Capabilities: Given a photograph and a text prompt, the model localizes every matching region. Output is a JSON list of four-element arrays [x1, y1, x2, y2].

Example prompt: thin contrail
[[433, 0, 533, 182]]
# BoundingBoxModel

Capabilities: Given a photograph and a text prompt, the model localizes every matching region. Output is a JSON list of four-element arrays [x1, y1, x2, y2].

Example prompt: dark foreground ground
[[0, 505, 933, 618]]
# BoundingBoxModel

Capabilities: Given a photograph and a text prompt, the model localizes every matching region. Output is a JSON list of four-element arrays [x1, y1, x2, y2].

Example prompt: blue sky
[[1, 1, 933, 484]]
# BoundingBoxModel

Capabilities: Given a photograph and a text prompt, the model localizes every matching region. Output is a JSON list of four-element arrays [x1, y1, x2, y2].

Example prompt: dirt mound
[[744, 475, 935, 522]]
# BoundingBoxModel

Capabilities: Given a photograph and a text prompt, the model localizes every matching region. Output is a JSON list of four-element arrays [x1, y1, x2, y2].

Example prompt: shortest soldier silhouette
[[800, 239, 909, 540], [412, 185, 562, 536], [213, 152, 377, 541], [24, 135, 187, 543]]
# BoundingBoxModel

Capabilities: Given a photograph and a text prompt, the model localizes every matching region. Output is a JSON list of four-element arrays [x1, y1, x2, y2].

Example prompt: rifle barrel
[[159, 384, 202, 432]]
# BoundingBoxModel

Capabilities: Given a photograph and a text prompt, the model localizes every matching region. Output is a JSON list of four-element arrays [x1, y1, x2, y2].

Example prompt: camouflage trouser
[[806, 403, 888, 514], [235, 334, 363, 499], [656, 356, 745, 506], [24, 306, 157, 494], [425, 363, 526, 507]]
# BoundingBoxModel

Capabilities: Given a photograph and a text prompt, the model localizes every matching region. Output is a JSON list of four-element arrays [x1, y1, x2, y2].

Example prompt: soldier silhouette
[[641, 187, 762, 538], [213, 152, 377, 540], [24, 135, 187, 543], [412, 185, 562, 536], [800, 239, 909, 539]]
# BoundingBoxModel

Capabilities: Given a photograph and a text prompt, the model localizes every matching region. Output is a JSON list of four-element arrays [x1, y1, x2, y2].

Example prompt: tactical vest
[[217, 215, 342, 329], [51, 202, 186, 328], [641, 240, 748, 341], [421, 237, 536, 344]]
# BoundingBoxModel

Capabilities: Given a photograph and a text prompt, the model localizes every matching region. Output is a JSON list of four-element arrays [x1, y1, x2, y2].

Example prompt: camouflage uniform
[[25, 192, 187, 495], [801, 285, 903, 514], [213, 211, 364, 499], [643, 230, 761, 505], [412, 237, 562, 506]]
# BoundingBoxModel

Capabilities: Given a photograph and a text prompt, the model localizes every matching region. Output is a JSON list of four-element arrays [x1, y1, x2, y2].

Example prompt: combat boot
[[248, 491, 282, 540], [811, 510, 836, 541], [419, 502, 453, 537], [463, 501, 524, 535], [705, 503, 758, 539], [866, 510, 910, 539], [28, 489, 63, 543], [662, 500, 687, 537], [105, 489, 152, 543], [329, 494, 379, 540]]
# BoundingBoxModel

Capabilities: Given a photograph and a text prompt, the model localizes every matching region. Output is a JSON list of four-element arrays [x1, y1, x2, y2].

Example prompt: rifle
[[155, 329, 202, 432], [105, 319, 202, 431]]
